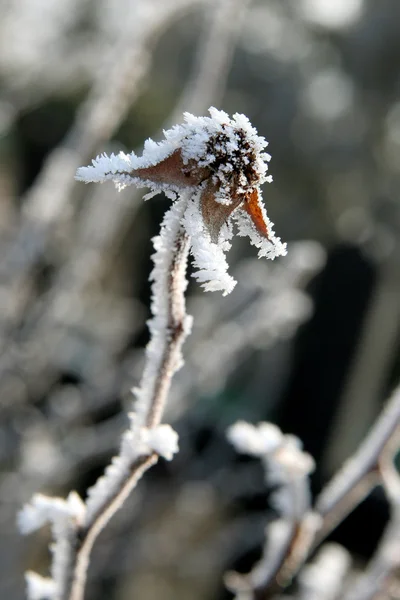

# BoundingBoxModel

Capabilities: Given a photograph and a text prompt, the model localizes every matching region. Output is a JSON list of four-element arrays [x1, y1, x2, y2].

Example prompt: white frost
[[76, 107, 287, 296], [182, 191, 236, 295], [227, 421, 283, 456], [75, 107, 272, 199], [19, 492, 85, 599], [83, 424, 179, 524], [234, 209, 287, 260], [18, 492, 85, 534], [143, 424, 179, 460], [227, 420, 315, 480], [25, 572, 56, 600], [133, 194, 192, 421]]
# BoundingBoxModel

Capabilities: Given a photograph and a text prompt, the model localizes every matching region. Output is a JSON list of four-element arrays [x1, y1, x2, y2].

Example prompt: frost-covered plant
[[76, 107, 287, 295], [19, 108, 286, 600], [225, 383, 400, 600]]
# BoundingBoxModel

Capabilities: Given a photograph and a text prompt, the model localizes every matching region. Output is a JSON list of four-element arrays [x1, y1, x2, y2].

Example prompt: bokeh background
[[1, 0, 400, 598]]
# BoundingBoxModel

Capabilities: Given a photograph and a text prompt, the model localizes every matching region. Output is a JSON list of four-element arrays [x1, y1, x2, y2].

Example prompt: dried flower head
[[76, 108, 287, 294]]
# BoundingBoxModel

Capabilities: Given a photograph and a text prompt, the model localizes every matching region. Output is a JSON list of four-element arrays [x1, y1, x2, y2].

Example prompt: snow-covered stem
[[133, 195, 192, 427], [19, 194, 192, 600], [68, 453, 158, 600], [225, 422, 317, 599], [224, 386, 400, 599], [65, 197, 191, 600], [342, 441, 400, 600], [253, 385, 400, 598], [20, 108, 287, 600], [267, 385, 400, 596]]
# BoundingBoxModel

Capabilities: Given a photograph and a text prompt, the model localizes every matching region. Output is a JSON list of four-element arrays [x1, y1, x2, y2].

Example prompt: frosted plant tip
[[76, 108, 287, 295]]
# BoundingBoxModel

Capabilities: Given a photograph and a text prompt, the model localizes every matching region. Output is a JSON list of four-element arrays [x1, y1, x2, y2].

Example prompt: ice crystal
[[25, 572, 56, 600]]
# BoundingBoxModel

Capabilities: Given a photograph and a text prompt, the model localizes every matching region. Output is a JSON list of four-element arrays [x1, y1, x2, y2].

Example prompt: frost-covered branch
[[342, 433, 400, 600], [19, 109, 286, 600], [225, 421, 316, 599], [273, 386, 400, 593], [315, 384, 400, 542], [19, 196, 189, 600], [225, 385, 400, 599]]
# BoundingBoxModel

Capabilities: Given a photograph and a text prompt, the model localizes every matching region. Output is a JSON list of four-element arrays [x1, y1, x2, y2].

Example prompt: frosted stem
[[315, 385, 400, 540], [67, 454, 157, 600], [65, 195, 192, 600], [267, 385, 400, 596]]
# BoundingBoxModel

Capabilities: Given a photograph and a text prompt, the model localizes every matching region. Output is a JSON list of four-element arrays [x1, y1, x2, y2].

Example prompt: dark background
[[1, 0, 400, 598]]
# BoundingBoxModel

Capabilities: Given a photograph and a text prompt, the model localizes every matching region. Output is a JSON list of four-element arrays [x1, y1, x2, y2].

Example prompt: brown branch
[[315, 388, 400, 541], [68, 453, 158, 600]]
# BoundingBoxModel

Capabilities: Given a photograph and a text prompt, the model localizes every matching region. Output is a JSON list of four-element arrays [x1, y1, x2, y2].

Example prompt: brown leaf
[[132, 149, 208, 188], [243, 188, 271, 240], [200, 182, 243, 243]]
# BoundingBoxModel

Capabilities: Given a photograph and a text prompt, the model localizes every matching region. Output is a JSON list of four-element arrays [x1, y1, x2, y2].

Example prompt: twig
[[225, 385, 400, 599], [285, 386, 400, 593], [66, 197, 191, 600], [315, 386, 400, 541], [265, 386, 400, 595], [68, 453, 158, 600], [225, 422, 316, 599], [263, 386, 400, 596], [342, 447, 400, 600]]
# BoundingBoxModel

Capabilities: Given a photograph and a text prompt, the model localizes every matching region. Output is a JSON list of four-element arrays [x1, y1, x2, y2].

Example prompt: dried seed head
[[76, 108, 286, 295]]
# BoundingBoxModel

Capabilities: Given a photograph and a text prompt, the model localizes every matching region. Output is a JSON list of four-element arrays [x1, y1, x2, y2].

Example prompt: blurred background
[[1, 0, 400, 598]]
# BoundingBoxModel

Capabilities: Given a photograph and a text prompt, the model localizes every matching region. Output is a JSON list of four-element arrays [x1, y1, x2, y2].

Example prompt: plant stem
[[64, 197, 192, 600]]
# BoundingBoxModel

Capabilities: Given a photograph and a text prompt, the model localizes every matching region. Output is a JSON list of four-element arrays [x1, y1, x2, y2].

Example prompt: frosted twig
[[19, 195, 190, 600], [225, 422, 316, 599], [19, 109, 286, 600], [342, 446, 400, 600], [67, 198, 191, 600], [315, 385, 400, 541], [224, 385, 400, 598], [270, 385, 400, 597], [241, 385, 400, 598]]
